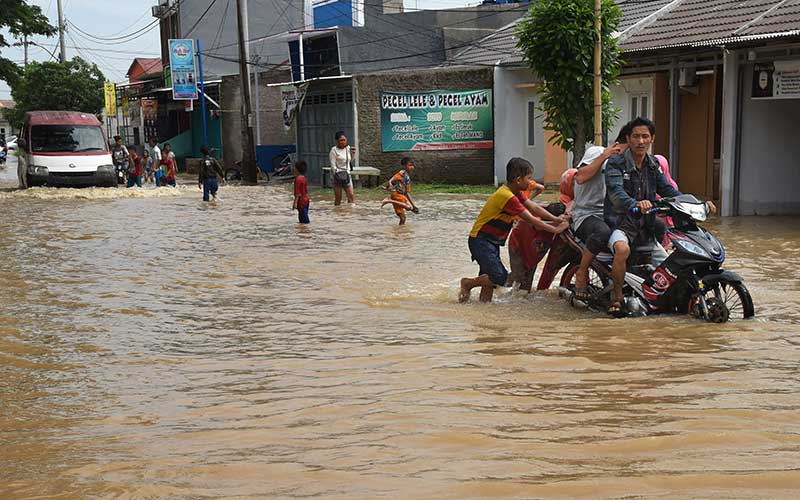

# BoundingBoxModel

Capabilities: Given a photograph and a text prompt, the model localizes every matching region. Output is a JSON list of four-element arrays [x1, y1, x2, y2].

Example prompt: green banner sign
[[380, 89, 493, 152]]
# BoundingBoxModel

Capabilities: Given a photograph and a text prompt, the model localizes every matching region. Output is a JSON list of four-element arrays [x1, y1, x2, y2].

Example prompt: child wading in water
[[460, 158, 569, 303], [381, 156, 418, 225], [293, 160, 310, 224]]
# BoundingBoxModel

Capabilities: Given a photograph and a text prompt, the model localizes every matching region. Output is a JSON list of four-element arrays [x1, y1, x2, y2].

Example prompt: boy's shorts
[[391, 192, 408, 216], [468, 236, 508, 287]]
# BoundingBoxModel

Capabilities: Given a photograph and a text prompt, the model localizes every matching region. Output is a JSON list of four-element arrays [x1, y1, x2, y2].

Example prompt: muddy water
[[2, 157, 800, 499]]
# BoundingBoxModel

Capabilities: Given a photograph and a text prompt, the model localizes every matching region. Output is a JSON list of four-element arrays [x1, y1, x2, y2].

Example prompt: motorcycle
[[0, 148, 6, 166], [558, 194, 755, 322], [115, 163, 127, 185]]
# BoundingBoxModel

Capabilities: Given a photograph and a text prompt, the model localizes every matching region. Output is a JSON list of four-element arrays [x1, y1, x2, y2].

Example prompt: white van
[[17, 111, 116, 188]]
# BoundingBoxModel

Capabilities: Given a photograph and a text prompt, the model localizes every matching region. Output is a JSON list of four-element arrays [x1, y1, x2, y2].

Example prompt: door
[[297, 85, 354, 185], [677, 71, 717, 200]]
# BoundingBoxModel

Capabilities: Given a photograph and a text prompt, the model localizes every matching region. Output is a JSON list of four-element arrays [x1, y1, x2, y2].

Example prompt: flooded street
[[2, 155, 800, 499]]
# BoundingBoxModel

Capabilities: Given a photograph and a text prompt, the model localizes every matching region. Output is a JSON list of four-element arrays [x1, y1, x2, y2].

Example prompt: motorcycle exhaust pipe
[[558, 287, 588, 309]]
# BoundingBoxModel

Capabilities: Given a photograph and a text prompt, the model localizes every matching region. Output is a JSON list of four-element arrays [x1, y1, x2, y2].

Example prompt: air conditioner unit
[[679, 67, 697, 88]]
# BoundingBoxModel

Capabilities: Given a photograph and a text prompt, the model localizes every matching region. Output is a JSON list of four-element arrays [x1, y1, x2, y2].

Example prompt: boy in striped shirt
[[459, 158, 569, 303]]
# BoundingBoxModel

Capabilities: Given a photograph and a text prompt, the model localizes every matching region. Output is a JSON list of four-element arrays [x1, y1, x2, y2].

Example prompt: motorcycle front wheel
[[710, 280, 755, 320]]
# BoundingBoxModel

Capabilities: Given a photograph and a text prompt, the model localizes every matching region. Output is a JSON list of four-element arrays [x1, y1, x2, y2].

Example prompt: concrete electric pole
[[236, 0, 258, 184], [57, 0, 67, 63], [593, 0, 603, 145]]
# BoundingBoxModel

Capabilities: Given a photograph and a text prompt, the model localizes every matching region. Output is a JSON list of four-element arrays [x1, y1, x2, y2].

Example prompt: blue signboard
[[313, 0, 360, 29], [168, 39, 198, 100]]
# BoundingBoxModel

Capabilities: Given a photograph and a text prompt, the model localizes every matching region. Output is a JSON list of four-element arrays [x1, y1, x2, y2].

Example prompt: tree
[[6, 57, 105, 128], [516, 0, 622, 166], [0, 0, 56, 87]]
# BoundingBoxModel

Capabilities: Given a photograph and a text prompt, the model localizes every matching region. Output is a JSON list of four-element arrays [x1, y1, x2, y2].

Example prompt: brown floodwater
[[2, 157, 800, 499]]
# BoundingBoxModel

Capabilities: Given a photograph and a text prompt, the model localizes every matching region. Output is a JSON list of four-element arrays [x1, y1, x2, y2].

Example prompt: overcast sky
[[0, 0, 480, 99]]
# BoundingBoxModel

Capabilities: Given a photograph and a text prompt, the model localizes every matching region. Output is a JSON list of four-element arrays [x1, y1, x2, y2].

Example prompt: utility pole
[[236, 0, 258, 184], [253, 53, 261, 146], [57, 0, 67, 63], [23, 35, 28, 67], [593, 0, 603, 145]]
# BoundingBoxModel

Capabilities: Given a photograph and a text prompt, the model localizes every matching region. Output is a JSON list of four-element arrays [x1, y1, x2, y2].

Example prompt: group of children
[[291, 156, 419, 225], [112, 135, 177, 188]]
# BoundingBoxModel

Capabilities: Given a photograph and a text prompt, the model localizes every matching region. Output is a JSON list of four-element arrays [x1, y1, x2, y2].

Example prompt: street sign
[[168, 39, 198, 100]]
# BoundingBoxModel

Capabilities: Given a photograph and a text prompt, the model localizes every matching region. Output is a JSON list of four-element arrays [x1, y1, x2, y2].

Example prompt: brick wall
[[355, 66, 494, 184]]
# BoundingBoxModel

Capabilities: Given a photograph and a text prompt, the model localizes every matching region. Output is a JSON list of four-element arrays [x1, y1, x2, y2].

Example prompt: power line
[[199, 2, 527, 70], [184, 0, 220, 37], [67, 19, 161, 43]]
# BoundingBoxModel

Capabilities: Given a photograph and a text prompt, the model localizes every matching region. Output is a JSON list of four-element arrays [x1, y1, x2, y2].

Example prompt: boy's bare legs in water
[[459, 275, 495, 303]]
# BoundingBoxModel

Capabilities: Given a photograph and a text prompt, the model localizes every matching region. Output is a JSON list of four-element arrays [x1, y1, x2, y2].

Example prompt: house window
[[527, 101, 536, 147], [630, 93, 651, 120]]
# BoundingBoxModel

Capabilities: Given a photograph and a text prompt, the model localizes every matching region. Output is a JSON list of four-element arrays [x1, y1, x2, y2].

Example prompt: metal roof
[[24, 111, 101, 127]]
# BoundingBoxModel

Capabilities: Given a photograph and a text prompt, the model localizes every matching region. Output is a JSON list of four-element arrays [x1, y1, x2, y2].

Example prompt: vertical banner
[[281, 82, 309, 130], [141, 98, 159, 141], [104, 82, 117, 116], [168, 39, 198, 100], [380, 89, 494, 152]]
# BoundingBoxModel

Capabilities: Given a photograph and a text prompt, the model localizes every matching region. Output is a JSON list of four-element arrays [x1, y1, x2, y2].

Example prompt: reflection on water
[[1, 160, 800, 499]]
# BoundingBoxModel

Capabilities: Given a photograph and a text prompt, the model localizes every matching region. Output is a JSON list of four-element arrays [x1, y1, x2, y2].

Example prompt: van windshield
[[30, 125, 107, 153]]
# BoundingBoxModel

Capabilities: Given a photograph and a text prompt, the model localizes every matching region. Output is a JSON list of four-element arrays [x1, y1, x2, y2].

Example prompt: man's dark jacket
[[604, 148, 681, 225]]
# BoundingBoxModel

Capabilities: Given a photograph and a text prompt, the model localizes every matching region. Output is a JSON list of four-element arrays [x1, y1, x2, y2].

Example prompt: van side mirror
[[18, 139, 26, 150]]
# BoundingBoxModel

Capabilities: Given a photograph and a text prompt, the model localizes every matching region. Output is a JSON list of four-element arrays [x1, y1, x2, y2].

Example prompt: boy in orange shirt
[[380, 156, 418, 225], [460, 158, 569, 303]]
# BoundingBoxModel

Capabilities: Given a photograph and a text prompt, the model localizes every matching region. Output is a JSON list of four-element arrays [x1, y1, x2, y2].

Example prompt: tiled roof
[[0, 100, 14, 109], [447, 18, 525, 67], [620, 0, 800, 52], [617, 0, 676, 33], [448, 0, 675, 67], [449, 0, 800, 65]]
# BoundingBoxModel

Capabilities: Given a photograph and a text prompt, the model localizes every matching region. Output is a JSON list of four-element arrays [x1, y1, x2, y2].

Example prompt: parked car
[[5, 136, 17, 151], [17, 111, 116, 188]]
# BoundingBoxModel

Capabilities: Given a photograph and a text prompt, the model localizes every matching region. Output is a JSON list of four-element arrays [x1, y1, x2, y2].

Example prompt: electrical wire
[[67, 19, 161, 42], [200, 0, 528, 67]]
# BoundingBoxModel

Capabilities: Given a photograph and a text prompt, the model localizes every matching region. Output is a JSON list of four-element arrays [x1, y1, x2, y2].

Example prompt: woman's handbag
[[333, 169, 351, 186]]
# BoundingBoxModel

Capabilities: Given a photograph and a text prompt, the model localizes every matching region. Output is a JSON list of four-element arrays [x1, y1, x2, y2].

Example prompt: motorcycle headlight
[[27, 165, 49, 175], [673, 238, 711, 258], [676, 202, 709, 221]]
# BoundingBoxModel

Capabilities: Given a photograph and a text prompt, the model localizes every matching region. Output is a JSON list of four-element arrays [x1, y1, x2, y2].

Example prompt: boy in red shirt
[[292, 160, 310, 224], [459, 158, 569, 303], [126, 149, 144, 188], [159, 143, 176, 187]]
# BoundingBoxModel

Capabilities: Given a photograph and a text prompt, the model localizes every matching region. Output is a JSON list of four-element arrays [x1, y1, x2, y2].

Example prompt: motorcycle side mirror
[[18, 139, 26, 150]]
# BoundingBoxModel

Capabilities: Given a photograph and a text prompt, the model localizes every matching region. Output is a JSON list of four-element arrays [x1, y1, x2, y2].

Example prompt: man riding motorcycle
[[603, 117, 715, 316]]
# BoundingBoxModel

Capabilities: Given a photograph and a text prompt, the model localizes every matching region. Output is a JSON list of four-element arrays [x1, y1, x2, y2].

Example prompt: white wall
[[493, 67, 545, 184], [737, 62, 800, 215], [611, 76, 654, 132]]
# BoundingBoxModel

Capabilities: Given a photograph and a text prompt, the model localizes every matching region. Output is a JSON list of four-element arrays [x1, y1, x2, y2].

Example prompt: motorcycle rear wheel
[[560, 264, 610, 305], [711, 280, 755, 320]]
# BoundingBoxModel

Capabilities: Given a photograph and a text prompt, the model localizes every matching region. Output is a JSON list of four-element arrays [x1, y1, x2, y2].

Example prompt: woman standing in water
[[329, 131, 355, 205]]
